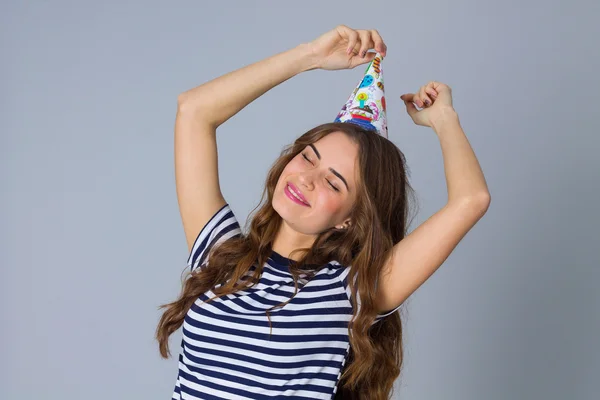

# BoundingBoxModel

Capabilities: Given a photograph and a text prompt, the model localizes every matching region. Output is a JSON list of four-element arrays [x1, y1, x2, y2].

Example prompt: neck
[[271, 221, 315, 261]]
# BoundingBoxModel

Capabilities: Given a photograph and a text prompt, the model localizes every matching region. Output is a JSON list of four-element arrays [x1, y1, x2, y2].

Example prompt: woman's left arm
[[374, 83, 491, 314], [432, 107, 491, 206]]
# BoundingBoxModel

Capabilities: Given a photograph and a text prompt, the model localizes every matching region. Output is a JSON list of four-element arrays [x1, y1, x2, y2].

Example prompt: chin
[[272, 195, 316, 233]]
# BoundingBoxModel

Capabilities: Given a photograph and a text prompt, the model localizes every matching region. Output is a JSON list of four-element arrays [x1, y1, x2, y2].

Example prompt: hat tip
[[334, 50, 387, 137]]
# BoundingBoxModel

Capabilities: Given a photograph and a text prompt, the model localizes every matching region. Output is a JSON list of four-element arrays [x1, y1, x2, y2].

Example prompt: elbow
[[177, 93, 196, 113], [177, 92, 209, 114], [470, 192, 491, 214], [453, 192, 491, 215], [176, 93, 220, 128]]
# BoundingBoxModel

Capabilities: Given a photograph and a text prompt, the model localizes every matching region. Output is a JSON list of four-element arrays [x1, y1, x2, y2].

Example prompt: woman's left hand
[[306, 25, 387, 71], [400, 82, 456, 128]]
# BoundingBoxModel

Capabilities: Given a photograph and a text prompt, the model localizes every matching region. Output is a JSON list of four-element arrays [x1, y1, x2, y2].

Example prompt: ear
[[336, 219, 352, 230]]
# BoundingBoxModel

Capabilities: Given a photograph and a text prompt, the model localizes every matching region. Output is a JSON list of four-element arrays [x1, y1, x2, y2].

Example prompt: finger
[[425, 82, 438, 98], [428, 81, 449, 97], [403, 92, 420, 108], [341, 27, 360, 55], [425, 85, 438, 99], [400, 94, 418, 119], [420, 86, 432, 106], [357, 30, 374, 58], [401, 93, 418, 108], [400, 93, 414, 102], [412, 91, 424, 108], [369, 29, 387, 56], [350, 51, 377, 68], [428, 81, 453, 106], [402, 93, 422, 109]]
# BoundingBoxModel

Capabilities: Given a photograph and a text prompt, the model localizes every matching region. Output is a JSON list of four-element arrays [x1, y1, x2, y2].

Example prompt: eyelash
[[301, 153, 340, 192]]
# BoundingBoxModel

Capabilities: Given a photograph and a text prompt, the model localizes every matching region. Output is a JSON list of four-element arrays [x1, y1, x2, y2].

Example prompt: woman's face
[[273, 131, 359, 235]]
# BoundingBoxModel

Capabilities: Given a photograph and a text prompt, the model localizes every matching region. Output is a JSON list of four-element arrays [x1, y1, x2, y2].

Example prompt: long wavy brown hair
[[156, 121, 418, 399]]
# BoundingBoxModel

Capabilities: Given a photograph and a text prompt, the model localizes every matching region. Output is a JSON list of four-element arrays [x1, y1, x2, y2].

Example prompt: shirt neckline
[[268, 250, 325, 270], [269, 250, 292, 265]]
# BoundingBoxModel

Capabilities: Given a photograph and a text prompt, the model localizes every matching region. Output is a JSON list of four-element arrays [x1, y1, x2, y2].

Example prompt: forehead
[[312, 131, 358, 154], [310, 131, 359, 184]]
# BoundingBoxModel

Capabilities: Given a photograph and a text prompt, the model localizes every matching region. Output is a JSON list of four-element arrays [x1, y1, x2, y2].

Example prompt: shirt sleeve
[[339, 267, 402, 326], [187, 203, 242, 273]]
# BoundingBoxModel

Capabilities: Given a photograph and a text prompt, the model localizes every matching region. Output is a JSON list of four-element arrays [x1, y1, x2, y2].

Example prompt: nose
[[297, 173, 315, 191]]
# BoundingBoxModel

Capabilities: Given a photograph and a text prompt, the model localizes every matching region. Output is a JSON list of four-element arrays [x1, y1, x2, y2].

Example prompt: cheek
[[279, 164, 297, 185], [282, 159, 303, 176], [319, 194, 345, 216]]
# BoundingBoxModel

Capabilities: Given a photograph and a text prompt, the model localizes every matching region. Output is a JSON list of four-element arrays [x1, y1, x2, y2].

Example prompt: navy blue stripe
[[179, 362, 334, 398], [182, 345, 341, 381], [190, 296, 352, 321]]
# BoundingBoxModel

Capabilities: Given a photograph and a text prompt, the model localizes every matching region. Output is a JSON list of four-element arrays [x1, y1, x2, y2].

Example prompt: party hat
[[334, 52, 388, 138]]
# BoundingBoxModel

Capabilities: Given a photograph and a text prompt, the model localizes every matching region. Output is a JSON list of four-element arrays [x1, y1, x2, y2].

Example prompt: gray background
[[2, 0, 599, 399]]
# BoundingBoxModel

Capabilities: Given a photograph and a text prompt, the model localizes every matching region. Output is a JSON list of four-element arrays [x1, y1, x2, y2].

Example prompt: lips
[[286, 182, 310, 206]]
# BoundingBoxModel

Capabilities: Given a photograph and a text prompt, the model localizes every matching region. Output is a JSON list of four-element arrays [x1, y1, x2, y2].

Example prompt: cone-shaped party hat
[[333, 52, 388, 138]]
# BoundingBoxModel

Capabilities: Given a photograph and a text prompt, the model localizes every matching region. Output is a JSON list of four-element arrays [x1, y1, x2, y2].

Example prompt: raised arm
[[375, 83, 491, 314], [175, 44, 317, 252]]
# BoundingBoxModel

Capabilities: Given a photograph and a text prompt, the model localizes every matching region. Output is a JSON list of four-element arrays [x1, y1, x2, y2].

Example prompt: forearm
[[177, 43, 317, 127], [431, 108, 491, 208]]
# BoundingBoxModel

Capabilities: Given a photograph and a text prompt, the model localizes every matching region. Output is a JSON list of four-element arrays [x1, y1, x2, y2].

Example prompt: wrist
[[294, 43, 320, 72], [431, 107, 459, 133]]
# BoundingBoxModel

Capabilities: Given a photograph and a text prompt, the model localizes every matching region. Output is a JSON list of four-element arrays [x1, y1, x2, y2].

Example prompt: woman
[[156, 25, 490, 400]]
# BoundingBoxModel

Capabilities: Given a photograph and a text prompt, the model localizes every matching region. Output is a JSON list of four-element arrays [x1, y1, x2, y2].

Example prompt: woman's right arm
[[178, 43, 317, 125], [175, 43, 318, 253]]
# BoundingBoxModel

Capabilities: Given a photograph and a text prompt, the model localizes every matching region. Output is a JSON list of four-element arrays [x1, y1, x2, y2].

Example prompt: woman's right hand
[[307, 25, 387, 71]]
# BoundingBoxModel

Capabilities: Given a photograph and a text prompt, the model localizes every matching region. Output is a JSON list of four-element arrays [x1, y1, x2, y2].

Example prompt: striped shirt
[[172, 203, 401, 400]]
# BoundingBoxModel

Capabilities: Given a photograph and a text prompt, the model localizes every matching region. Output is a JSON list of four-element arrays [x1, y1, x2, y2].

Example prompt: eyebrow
[[308, 143, 350, 192]]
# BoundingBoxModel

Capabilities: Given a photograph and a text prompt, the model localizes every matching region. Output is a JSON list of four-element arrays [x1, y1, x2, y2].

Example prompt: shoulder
[[187, 203, 242, 272]]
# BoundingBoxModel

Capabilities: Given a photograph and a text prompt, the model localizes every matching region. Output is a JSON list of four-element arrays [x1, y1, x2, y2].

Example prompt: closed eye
[[301, 153, 340, 192], [327, 181, 340, 192]]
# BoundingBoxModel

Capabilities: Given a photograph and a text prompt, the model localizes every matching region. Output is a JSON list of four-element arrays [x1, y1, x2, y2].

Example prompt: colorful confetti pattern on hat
[[334, 52, 388, 138]]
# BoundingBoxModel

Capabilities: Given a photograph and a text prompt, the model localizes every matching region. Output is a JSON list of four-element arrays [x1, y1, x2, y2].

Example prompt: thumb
[[400, 94, 418, 118]]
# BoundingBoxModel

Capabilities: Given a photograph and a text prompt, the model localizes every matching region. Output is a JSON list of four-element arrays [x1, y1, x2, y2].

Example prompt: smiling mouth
[[285, 183, 310, 207]]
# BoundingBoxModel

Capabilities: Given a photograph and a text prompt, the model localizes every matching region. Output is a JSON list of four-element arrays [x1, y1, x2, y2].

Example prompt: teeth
[[288, 185, 307, 204]]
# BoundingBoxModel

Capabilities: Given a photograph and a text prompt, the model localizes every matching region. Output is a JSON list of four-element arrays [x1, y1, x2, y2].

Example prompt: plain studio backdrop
[[2, 1, 599, 399]]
